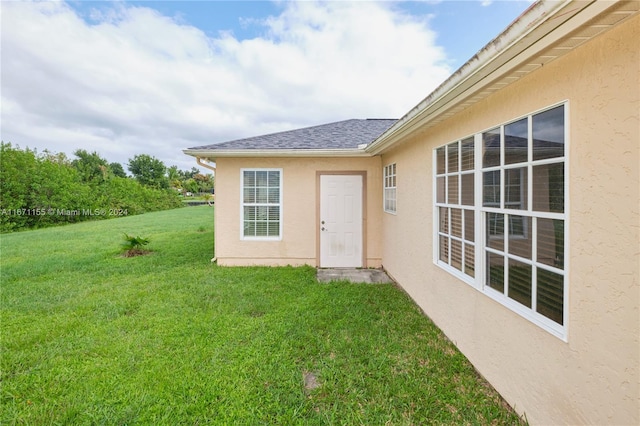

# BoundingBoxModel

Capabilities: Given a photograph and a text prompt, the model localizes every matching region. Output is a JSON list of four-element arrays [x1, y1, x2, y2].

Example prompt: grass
[[1, 206, 524, 425]]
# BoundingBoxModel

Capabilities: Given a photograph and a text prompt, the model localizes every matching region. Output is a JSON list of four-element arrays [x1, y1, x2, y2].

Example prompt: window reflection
[[483, 171, 500, 207], [533, 163, 564, 213], [533, 106, 564, 160], [483, 128, 501, 168], [505, 118, 528, 165], [505, 167, 527, 210]]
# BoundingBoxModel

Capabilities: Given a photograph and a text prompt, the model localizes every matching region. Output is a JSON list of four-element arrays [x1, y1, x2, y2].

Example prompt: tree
[[0, 143, 94, 231], [179, 167, 199, 180], [127, 154, 169, 189], [1, 143, 38, 231], [183, 178, 199, 194], [167, 165, 182, 190], [72, 149, 110, 183], [194, 173, 214, 193], [167, 165, 180, 181], [0, 144, 183, 232], [110, 162, 127, 178]]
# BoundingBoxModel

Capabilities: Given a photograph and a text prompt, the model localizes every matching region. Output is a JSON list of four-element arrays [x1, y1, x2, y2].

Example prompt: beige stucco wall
[[381, 14, 639, 425], [213, 156, 383, 267]]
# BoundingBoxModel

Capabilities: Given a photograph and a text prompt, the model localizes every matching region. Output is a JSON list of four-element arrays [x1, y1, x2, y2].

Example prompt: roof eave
[[183, 148, 371, 160], [366, 0, 622, 155]]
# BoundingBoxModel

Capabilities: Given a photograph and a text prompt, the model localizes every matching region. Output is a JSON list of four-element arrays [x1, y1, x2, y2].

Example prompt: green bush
[[121, 233, 150, 256], [0, 143, 37, 231], [0, 143, 183, 233], [94, 176, 182, 215]]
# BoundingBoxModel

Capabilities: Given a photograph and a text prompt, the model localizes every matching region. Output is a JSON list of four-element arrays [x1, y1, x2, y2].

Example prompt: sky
[[1, 0, 533, 172]]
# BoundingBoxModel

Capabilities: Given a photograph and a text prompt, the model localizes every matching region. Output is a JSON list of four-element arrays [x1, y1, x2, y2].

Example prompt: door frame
[[316, 171, 368, 268]]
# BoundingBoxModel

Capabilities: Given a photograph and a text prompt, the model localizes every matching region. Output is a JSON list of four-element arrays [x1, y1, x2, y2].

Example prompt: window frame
[[434, 136, 477, 280], [485, 168, 528, 239], [383, 163, 397, 214], [240, 168, 283, 241], [433, 102, 569, 341]]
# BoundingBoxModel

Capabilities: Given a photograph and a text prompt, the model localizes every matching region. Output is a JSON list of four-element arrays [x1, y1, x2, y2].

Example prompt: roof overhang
[[183, 148, 372, 160], [366, 0, 639, 155]]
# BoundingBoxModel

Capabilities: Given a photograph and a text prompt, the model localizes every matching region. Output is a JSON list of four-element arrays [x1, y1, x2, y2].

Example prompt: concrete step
[[316, 268, 393, 284]]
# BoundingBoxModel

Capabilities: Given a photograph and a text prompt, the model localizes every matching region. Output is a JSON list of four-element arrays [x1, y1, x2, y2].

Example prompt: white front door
[[320, 174, 363, 268]]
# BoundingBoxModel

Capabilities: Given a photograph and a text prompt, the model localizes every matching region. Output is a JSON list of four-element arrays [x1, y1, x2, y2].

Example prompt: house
[[184, 1, 639, 424], [186, 118, 395, 267]]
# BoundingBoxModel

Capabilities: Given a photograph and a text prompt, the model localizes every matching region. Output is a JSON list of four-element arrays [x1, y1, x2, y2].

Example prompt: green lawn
[[1, 206, 524, 424]]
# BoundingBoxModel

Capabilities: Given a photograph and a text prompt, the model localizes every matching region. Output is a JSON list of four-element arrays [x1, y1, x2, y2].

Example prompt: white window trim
[[240, 168, 283, 241], [433, 102, 569, 341], [384, 163, 397, 214], [432, 136, 477, 281]]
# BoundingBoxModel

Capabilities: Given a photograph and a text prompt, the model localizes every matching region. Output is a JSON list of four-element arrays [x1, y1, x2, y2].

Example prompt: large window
[[434, 104, 567, 338], [241, 169, 282, 239], [384, 163, 397, 213]]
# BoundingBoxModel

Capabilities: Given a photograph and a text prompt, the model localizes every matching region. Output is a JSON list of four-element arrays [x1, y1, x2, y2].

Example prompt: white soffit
[[367, 0, 639, 155]]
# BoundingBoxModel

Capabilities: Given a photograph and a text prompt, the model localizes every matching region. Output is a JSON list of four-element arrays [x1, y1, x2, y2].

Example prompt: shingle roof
[[188, 119, 397, 151]]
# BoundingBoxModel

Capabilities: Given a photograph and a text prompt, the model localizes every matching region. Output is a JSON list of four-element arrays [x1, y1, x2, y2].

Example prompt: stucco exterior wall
[[380, 15, 639, 425], [214, 156, 383, 267]]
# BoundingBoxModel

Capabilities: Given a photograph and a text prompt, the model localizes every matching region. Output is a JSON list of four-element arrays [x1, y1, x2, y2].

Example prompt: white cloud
[[1, 1, 451, 170]]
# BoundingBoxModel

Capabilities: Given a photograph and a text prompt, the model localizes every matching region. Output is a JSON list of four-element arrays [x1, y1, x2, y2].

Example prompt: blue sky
[[71, 1, 531, 70], [2, 1, 532, 170]]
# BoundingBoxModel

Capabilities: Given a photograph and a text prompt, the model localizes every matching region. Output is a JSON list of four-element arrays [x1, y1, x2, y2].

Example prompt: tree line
[[0, 143, 213, 232]]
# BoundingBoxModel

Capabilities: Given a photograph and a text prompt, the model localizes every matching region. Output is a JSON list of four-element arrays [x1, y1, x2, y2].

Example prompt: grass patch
[[1, 206, 524, 424]]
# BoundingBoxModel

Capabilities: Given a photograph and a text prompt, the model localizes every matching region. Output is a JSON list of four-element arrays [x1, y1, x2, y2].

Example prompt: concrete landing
[[316, 268, 394, 284]]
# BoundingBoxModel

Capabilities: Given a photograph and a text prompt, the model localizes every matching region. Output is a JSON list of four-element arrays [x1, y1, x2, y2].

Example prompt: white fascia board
[[183, 148, 372, 160], [366, 0, 614, 155]]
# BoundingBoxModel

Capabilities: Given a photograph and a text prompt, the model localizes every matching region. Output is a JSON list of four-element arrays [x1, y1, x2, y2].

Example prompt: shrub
[[121, 233, 150, 257], [0, 143, 184, 233]]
